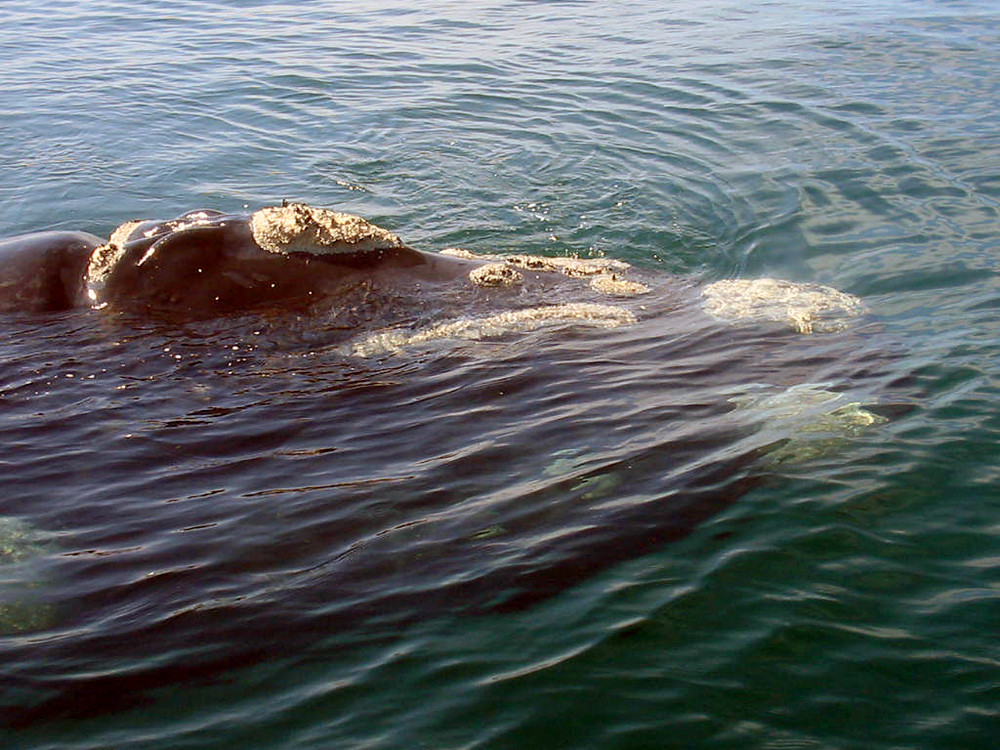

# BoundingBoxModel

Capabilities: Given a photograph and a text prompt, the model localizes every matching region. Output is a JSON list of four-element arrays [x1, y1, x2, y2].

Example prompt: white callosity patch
[[352, 303, 637, 356], [469, 262, 524, 287], [438, 247, 480, 260], [108, 220, 145, 249], [589, 273, 651, 296], [85, 220, 145, 302], [445, 247, 649, 296], [250, 203, 405, 255], [702, 278, 865, 334], [729, 383, 886, 465]]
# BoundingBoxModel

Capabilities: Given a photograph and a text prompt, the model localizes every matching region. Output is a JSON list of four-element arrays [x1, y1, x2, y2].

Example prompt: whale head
[[84, 205, 416, 315]]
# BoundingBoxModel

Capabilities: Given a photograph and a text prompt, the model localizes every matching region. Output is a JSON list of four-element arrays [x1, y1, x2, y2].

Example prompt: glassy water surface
[[1, 1, 998, 748]]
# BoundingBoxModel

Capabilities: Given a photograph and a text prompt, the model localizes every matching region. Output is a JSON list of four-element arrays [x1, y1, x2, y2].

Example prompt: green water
[[1, 1, 998, 747]]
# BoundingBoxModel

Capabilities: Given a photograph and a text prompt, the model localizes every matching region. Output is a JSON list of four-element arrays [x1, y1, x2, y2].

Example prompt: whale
[[83, 205, 488, 318], [0, 202, 895, 727], [0, 230, 102, 312], [1, 205, 485, 317], [1, 202, 864, 344]]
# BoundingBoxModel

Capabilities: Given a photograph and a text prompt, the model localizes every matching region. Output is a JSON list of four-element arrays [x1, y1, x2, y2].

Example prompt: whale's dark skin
[[0, 205, 899, 728], [89, 210, 482, 318], [3, 208, 621, 338], [1, 207, 660, 350], [0, 231, 102, 312]]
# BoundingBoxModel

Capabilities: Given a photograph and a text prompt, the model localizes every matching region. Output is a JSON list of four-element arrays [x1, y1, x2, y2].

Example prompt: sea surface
[[1, 1, 998, 748]]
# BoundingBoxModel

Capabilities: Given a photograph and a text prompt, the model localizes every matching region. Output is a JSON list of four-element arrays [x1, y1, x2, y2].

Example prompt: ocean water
[[1, 0, 998, 747]]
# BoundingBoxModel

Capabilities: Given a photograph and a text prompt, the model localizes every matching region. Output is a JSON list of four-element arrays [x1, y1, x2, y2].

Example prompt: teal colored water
[[1, 1, 998, 748]]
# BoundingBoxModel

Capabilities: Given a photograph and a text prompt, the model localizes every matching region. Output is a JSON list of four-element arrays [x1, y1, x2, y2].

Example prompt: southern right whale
[[1, 203, 863, 341], [0, 202, 895, 727]]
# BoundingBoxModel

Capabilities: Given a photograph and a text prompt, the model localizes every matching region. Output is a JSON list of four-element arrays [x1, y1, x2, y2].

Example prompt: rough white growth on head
[[502, 254, 560, 273], [109, 220, 145, 248], [352, 303, 637, 356], [441, 247, 642, 295], [250, 203, 405, 255], [447, 248, 631, 276], [702, 278, 865, 334], [546, 257, 631, 277], [440, 247, 481, 260], [590, 273, 650, 296], [469, 263, 524, 287], [85, 220, 145, 298]]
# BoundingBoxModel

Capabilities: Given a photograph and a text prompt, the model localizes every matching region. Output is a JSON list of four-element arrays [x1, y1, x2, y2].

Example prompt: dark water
[[2, 1, 998, 748]]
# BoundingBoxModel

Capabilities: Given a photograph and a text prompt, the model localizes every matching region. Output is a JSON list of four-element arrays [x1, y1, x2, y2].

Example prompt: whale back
[[83, 207, 474, 319], [85, 218, 297, 314]]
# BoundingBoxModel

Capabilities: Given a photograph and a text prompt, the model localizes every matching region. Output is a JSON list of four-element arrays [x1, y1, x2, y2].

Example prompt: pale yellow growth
[[352, 303, 637, 356], [440, 247, 480, 260], [546, 257, 631, 277], [250, 203, 405, 255], [500, 254, 559, 273], [109, 220, 144, 248], [85, 220, 145, 299], [702, 278, 865, 334], [589, 273, 650, 296], [441, 247, 645, 296], [469, 263, 524, 287], [439, 247, 631, 275]]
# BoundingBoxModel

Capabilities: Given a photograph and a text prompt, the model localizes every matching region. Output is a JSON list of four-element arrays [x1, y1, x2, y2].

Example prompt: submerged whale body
[[0, 203, 893, 726]]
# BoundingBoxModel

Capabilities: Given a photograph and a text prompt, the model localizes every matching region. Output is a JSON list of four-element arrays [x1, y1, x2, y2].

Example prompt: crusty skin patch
[[469, 262, 524, 287], [702, 278, 865, 334], [109, 220, 144, 248], [589, 273, 650, 296], [442, 247, 646, 297], [500, 253, 629, 277], [501, 254, 559, 273], [439, 247, 480, 260], [352, 303, 638, 356], [250, 203, 405, 255], [85, 220, 144, 299]]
